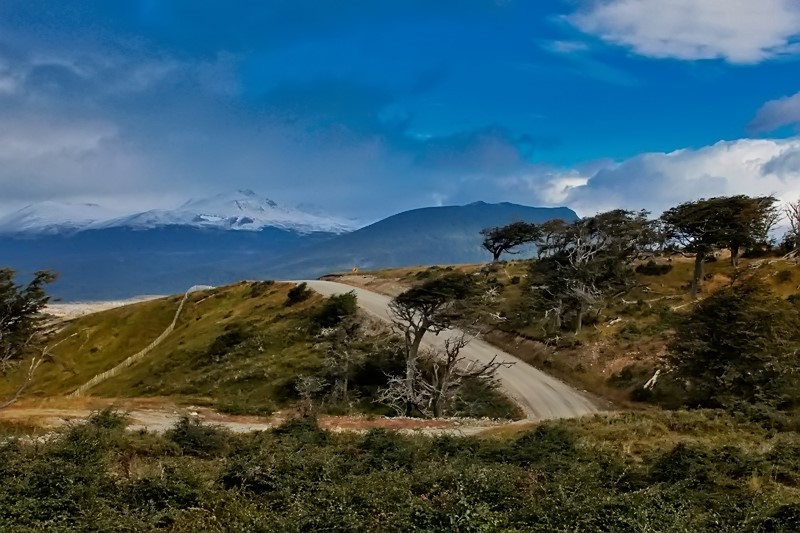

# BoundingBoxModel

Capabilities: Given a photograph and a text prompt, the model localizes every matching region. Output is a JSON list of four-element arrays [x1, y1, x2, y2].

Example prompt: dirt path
[[303, 280, 600, 421], [0, 402, 509, 436]]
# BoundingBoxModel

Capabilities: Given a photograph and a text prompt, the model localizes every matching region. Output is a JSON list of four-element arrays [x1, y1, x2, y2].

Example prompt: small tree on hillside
[[661, 196, 776, 298], [718, 195, 778, 266], [387, 272, 475, 415], [666, 277, 800, 409], [480, 221, 541, 262], [784, 199, 800, 255], [528, 209, 653, 333], [1, 268, 58, 410]]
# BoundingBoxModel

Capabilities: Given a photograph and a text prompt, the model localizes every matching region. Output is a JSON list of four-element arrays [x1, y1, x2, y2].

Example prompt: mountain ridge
[[0, 190, 358, 236], [0, 201, 578, 300]]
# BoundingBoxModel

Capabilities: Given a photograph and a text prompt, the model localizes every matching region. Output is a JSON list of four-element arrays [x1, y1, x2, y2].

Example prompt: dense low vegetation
[[2, 409, 800, 531]]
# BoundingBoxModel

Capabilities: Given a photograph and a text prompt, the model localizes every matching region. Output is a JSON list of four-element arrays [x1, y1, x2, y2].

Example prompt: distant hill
[[0, 201, 577, 300], [265, 202, 578, 279]]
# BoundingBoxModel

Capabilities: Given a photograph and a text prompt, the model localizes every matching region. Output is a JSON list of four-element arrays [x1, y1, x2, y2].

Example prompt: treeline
[[482, 194, 800, 418]]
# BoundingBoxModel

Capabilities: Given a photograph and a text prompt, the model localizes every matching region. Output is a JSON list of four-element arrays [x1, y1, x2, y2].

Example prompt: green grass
[[1, 282, 327, 413]]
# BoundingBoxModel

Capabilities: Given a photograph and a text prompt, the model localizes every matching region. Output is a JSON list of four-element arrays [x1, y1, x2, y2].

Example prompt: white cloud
[[569, 0, 800, 63], [749, 91, 800, 133], [498, 170, 589, 204], [542, 40, 590, 54], [553, 138, 800, 215]]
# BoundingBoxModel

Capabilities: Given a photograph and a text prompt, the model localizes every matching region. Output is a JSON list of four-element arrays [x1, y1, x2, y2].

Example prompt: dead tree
[[417, 333, 513, 418], [0, 332, 77, 411], [785, 199, 800, 256], [322, 321, 365, 404], [295, 375, 326, 416]]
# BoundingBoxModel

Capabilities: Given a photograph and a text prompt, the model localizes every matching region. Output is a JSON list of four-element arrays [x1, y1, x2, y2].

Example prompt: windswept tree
[[1, 268, 57, 410], [528, 209, 653, 333], [718, 195, 778, 266], [386, 272, 475, 415], [480, 221, 541, 262], [784, 199, 800, 255], [661, 195, 778, 298]]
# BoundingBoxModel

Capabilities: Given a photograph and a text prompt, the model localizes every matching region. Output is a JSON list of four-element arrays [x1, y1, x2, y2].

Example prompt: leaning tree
[[387, 272, 475, 415], [528, 209, 654, 333], [1, 268, 57, 410], [661, 195, 778, 298], [480, 221, 541, 262], [384, 272, 511, 417]]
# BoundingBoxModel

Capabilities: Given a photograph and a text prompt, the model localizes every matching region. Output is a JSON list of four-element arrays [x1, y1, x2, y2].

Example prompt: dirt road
[[303, 280, 599, 420]]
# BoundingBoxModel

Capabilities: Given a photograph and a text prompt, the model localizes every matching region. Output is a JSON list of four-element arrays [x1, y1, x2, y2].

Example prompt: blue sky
[[1, 0, 800, 220]]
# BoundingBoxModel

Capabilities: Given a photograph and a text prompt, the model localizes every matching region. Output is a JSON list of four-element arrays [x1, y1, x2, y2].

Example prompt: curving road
[[303, 280, 599, 421]]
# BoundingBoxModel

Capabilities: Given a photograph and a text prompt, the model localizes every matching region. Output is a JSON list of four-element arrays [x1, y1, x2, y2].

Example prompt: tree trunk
[[432, 397, 444, 418], [575, 304, 585, 334], [492, 250, 502, 262], [404, 329, 426, 416], [554, 298, 563, 330], [730, 244, 740, 267], [691, 252, 705, 299]]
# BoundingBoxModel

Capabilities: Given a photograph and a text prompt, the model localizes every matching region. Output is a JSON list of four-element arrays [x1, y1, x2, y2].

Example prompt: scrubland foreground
[[2, 408, 800, 532]]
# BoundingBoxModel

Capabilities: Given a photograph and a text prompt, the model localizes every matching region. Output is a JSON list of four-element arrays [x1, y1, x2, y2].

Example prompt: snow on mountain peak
[[0, 190, 358, 235], [0, 201, 124, 235]]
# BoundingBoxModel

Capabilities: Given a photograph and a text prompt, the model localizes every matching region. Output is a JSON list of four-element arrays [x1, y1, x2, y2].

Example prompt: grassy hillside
[[337, 255, 800, 407], [2, 279, 520, 419], [1, 281, 327, 414]]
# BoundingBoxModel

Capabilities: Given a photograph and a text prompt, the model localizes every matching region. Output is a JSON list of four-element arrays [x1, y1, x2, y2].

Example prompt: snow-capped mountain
[[0, 190, 358, 235], [0, 201, 124, 235]]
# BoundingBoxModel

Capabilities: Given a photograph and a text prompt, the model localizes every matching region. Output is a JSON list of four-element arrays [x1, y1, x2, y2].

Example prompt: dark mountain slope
[[265, 202, 578, 279]]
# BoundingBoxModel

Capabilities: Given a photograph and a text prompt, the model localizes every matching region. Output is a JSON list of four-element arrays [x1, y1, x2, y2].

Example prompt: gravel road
[[303, 280, 599, 420]]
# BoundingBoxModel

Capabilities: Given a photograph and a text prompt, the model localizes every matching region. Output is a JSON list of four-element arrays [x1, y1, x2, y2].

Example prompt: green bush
[[776, 269, 793, 283], [205, 324, 248, 362], [636, 260, 673, 276], [666, 277, 800, 408], [312, 291, 357, 329], [285, 282, 311, 306], [248, 280, 275, 297], [165, 417, 230, 458], [87, 407, 129, 430]]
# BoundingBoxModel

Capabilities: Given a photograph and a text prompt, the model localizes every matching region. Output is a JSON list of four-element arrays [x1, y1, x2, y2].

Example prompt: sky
[[1, 0, 800, 221]]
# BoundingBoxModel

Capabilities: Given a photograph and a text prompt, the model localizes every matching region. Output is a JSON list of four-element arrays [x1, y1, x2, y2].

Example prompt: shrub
[[616, 322, 643, 341], [249, 280, 275, 297], [509, 276, 521, 285], [636, 260, 673, 276], [165, 417, 230, 457], [122, 464, 205, 510], [358, 428, 416, 469], [666, 277, 800, 408], [504, 423, 579, 468], [87, 407, 129, 430], [205, 324, 248, 362], [312, 292, 357, 329], [271, 416, 330, 448], [776, 270, 793, 284], [285, 282, 311, 306], [650, 443, 712, 484]]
